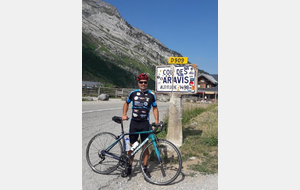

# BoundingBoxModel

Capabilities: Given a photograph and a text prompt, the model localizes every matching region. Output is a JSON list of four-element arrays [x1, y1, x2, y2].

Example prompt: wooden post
[[214, 93, 216, 103], [98, 87, 101, 97]]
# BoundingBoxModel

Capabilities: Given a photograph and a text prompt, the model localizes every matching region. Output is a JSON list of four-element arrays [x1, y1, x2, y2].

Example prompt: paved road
[[82, 99, 170, 190], [82, 99, 218, 190]]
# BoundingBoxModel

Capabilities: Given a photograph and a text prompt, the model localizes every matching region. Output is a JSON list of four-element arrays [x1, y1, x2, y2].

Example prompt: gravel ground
[[93, 152, 218, 190], [85, 152, 218, 190], [85, 150, 217, 190], [99, 169, 218, 190]]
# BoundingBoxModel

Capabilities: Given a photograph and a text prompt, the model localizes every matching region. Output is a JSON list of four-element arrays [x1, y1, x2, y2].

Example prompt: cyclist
[[122, 73, 159, 177]]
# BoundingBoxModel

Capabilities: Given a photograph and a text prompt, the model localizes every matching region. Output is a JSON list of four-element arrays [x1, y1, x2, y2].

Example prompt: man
[[122, 73, 159, 176]]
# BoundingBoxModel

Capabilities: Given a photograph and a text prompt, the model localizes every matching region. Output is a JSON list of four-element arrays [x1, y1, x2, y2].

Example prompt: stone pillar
[[166, 93, 183, 147]]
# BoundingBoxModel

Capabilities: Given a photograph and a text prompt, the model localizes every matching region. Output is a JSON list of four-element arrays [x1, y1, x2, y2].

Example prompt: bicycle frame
[[103, 130, 162, 163]]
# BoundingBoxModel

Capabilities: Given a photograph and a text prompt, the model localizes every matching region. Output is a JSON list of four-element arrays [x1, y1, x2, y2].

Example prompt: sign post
[[155, 57, 198, 147]]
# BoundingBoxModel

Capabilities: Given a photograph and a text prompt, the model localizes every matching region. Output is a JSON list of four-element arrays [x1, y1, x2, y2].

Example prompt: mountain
[[82, 0, 208, 89]]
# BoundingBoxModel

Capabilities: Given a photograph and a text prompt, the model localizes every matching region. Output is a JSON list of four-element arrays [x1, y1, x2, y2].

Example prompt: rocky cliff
[[82, 0, 195, 88]]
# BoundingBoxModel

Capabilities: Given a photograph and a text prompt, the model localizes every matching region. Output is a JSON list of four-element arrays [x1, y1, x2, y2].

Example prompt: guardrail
[[82, 86, 136, 98]]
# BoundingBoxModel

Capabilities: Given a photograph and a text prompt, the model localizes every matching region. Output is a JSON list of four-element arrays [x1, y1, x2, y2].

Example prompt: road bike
[[86, 116, 182, 185]]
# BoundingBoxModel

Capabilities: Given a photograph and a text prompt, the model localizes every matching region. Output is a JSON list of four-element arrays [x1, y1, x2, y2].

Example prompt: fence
[[82, 86, 98, 96], [82, 86, 136, 98], [82, 86, 217, 102]]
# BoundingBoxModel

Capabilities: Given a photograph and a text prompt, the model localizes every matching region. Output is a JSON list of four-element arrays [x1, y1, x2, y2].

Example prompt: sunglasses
[[139, 81, 148, 84]]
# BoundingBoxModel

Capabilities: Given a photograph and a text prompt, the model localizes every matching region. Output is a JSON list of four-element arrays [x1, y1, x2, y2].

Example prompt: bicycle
[[86, 116, 182, 185]]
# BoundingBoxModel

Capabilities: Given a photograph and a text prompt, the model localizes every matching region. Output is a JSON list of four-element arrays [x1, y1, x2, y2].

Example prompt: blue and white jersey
[[126, 89, 157, 121]]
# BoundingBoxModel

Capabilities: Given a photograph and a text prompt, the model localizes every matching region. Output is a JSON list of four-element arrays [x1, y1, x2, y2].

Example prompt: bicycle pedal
[[121, 171, 128, 178]]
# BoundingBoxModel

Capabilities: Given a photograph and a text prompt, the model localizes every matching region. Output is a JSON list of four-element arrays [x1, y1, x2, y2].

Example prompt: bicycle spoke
[[86, 132, 122, 174], [140, 139, 182, 185]]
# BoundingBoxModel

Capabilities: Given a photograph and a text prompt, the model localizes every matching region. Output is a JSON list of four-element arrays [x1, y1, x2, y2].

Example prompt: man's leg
[[142, 144, 149, 165], [127, 120, 138, 176], [142, 144, 151, 177], [126, 145, 134, 176], [128, 145, 135, 165]]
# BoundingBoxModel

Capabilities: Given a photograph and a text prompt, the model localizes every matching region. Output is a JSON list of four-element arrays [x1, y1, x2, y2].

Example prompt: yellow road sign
[[168, 57, 188, 64]]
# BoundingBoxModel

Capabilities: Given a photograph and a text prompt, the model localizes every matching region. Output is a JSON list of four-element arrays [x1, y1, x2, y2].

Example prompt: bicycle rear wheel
[[86, 132, 122, 174], [140, 139, 182, 185]]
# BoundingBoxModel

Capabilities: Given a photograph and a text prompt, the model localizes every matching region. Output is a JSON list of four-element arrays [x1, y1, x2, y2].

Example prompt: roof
[[82, 81, 103, 86], [210, 74, 218, 82], [198, 73, 218, 84], [197, 73, 218, 93]]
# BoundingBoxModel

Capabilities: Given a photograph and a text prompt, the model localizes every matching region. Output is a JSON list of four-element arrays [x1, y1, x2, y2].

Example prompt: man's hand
[[122, 115, 128, 120]]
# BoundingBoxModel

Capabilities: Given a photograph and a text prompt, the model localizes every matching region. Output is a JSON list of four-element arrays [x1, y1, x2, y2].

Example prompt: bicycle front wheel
[[140, 139, 182, 185], [86, 132, 122, 174]]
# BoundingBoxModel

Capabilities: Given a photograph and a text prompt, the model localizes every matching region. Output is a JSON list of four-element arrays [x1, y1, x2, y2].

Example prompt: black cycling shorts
[[129, 120, 151, 144]]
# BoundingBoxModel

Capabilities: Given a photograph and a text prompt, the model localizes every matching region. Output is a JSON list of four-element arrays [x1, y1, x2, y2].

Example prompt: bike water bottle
[[125, 138, 130, 151], [130, 141, 139, 151]]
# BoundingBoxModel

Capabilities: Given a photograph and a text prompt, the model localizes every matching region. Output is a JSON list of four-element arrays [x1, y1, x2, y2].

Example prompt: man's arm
[[153, 106, 159, 124], [122, 102, 129, 120]]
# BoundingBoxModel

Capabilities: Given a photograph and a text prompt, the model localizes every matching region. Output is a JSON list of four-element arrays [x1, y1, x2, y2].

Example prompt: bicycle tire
[[140, 139, 182, 185], [86, 132, 122, 174]]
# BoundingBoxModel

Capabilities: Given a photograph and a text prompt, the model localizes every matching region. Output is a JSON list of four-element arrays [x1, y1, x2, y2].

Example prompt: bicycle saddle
[[112, 116, 122, 124]]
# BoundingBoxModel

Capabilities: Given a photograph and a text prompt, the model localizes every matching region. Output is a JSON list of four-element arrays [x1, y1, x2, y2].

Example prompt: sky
[[103, 0, 218, 74]]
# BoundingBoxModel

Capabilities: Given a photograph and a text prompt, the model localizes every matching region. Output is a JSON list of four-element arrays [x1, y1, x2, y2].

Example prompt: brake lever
[[152, 122, 166, 133]]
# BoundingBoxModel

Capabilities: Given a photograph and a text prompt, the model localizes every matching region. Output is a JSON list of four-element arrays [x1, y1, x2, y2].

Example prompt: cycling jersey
[[126, 89, 157, 121]]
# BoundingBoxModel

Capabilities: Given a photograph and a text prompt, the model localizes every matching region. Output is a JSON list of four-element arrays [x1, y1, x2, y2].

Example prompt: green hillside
[[82, 33, 209, 89], [82, 34, 156, 89]]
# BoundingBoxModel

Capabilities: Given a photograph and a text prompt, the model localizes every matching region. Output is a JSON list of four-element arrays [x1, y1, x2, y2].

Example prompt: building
[[197, 73, 218, 101]]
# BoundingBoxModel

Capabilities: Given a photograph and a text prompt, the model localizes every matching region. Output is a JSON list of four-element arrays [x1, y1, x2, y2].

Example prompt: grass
[[181, 103, 218, 174], [157, 102, 218, 175]]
